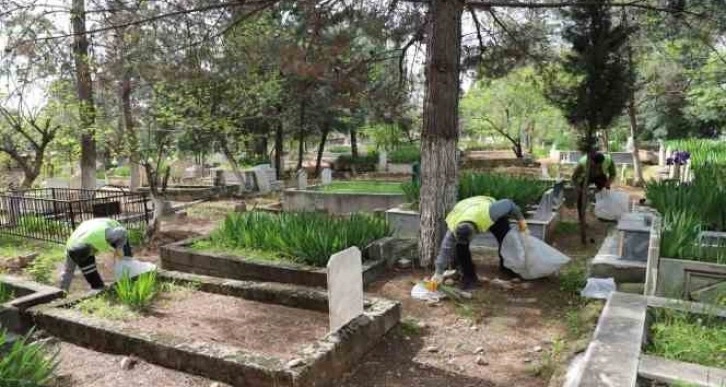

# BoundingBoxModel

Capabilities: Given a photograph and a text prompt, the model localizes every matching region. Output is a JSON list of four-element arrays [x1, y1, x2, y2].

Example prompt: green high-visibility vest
[[446, 196, 495, 233], [66, 218, 122, 253]]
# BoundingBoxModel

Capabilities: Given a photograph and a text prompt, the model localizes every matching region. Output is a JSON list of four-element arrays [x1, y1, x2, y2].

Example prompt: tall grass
[[114, 270, 158, 310], [402, 172, 550, 210], [0, 329, 58, 386], [0, 282, 14, 303], [667, 139, 726, 169], [646, 308, 726, 368], [205, 212, 392, 267]]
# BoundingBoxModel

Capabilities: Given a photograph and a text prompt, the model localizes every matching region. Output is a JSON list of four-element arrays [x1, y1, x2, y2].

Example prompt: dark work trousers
[[62, 242, 133, 290], [576, 174, 609, 221]]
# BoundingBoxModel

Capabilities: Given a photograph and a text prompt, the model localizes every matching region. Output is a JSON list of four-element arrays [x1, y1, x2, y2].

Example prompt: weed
[[646, 308, 726, 368], [114, 270, 158, 310], [0, 329, 58, 386], [555, 222, 579, 235], [75, 295, 136, 320], [0, 282, 14, 303], [399, 318, 422, 336], [530, 338, 566, 379], [159, 279, 200, 294], [558, 259, 587, 295], [25, 249, 65, 285]]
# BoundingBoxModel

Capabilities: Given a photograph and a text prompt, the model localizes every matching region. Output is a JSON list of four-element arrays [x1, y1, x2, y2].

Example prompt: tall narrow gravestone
[[377, 151, 388, 172], [296, 169, 308, 189], [327, 247, 364, 332], [321, 168, 332, 186]]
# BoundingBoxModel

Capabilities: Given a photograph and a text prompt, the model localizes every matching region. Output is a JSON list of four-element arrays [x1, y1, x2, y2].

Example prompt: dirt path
[[342, 210, 613, 387]]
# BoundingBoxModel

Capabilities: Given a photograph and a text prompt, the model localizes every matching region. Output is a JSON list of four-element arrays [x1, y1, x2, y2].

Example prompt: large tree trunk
[[418, 0, 463, 268], [119, 47, 141, 191], [71, 0, 97, 191], [220, 141, 246, 194], [628, 96, 644, 186], [274, 118, 284, 180], [315, 123, 330, 177], [350, 129, 358, 158]]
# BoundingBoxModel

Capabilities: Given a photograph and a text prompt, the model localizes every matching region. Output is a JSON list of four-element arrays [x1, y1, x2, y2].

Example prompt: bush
[[327, 145, 351, 154], [205, 212, 392, 267], [25, 249, 66, 285], [389, 144, 420, 164], [0, 282, 14, 303], [0, 329, 58, 386], [335, 152, 379, 172], [108, 165, 131, 177], [114, 270, 158, 310]]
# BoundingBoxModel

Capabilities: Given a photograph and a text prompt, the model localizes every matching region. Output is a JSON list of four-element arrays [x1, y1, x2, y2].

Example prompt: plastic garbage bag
[[594, 190, 629, 221], [580, 277, 616, 299], [500, 231, 571, 280], [114, 257, 157, 280], [411, 282, 444, 302]]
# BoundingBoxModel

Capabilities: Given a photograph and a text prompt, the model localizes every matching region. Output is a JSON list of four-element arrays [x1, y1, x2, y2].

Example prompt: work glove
[[517, 219, 528, 233], [431, 273, 444, 284], [424, 273, 444, 292]]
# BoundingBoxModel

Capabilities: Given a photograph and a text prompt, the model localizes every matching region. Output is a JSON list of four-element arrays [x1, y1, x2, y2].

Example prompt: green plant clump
[[335, 151, 379, 172], [327, 145, 352, 154], [114, 270, 158, 310], [389, 144, 420, 164], [15, 215, 69, 240], [646, 308, 726, 368], [0, 282, 14, 303], [0, 329, 58, 386], [402, 172, 550, 209], [202, 212, 392, 267]]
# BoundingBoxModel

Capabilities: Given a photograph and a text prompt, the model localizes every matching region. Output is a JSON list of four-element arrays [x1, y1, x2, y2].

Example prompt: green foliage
[[319, 181, 404, 194], [335, 152, 379, 172], [388, 144, 420, 164], [0, 282, 14, 303], [362, 124, 407, 152], [126, 225, 147, 246], [666, 139, 726, 169], [399, 318, 422, 336], [75, 295, 136, 320], [0, 329, 58, 386], [202, 212, 392, 267], [107, 165, 131, 177], [327, 145, 351, 154], [646, 308, 726, 368], [15, 216, 69, 240], [559, 259, 587, 295], [25, 248, 66, 285], [461, 67, 568, 154], [114, 271, 158, 311], [402, 172, 549, 209]]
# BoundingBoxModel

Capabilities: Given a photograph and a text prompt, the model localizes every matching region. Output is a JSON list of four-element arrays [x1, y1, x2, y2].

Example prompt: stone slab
[[655, 257, 726, 302], [576, 292, 647, 387], [0, 275, 64, 334], [639, 354, 726, 387], [283, 186, 406, 215], [327, 247, 364, 332], [590, 231, 646, 283]]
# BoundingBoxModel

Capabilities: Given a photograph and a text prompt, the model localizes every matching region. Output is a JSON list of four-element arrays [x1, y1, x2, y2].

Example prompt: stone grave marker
[[658, 140, 666, 167], [327, 247, 364, 332], [296, 169, 308, 189], [253, 165, 271, 193], [377, 151, 388, 172], [533, 190, 553, 220], [321, 168, 332, 185], [540, 163, 551, 179]]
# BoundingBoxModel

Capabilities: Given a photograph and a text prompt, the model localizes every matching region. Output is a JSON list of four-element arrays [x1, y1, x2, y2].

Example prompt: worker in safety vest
[[572, 151, 617, 218], [430, 196, 528, 290], [60, 218, 132, 291]]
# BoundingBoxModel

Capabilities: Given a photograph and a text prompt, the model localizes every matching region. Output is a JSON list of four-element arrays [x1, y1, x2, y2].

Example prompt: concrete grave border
[[573, 292, 726, 387], [160, 237, 394, 288], [283, 183, 407, 214], [29, 270, 401, 387], [0, 275, 64, 333]]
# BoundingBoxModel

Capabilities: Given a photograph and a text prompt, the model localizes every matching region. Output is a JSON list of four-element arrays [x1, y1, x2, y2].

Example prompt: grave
[[30, 270, 400, 387], [321, 168, 332, 186], [377, 151, 388, 172], [296, 169, 308, 190], [0, 275, 63, 334], [572, 293, 726, 387], [617, 212, 653, 261]]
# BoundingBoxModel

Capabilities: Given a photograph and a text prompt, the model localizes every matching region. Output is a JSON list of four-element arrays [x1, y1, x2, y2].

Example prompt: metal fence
[[0, 188, 152, 244]]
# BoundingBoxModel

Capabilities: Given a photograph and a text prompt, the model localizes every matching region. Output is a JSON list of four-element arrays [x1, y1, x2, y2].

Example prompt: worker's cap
[[105, 227, 128, 249]]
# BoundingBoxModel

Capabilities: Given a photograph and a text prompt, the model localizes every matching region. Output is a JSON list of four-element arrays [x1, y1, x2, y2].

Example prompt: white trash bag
[[580, 277, 616, 299], [594, 190, 629, 221], [500, 231, 571, 280], [114, 256, 157, 280]]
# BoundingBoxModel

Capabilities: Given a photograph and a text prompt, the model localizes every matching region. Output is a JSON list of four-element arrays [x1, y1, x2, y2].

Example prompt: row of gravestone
[[295, 168, 332, 189]]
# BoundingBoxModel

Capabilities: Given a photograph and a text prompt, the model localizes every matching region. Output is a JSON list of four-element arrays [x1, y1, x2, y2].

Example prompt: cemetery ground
[[0, 193, 624, 386]]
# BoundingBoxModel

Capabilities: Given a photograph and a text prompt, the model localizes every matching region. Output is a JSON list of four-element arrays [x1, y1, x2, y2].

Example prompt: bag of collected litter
[[580, 277, 616, 299], [501, 231, 571, 280], [411, 282, 444, 302], [114, 257, 157, 280], [594, 190, 629, 221]]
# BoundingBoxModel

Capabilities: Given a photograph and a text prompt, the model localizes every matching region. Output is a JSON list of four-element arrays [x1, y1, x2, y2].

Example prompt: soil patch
[[53, 341, 228, 387], [112, 290, 328, 360]]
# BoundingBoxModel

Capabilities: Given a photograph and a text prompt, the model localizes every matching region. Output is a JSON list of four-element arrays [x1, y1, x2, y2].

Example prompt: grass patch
[[115, 271, 158, 310], [190, 242, 300, 265], [399, 318, 422, 336], [0, 282, 14, 303], [187, 202, 234, 219], [555, 221, 579, 235], [0, 329, 58, 386], [558, 258, 587, 295], [75, 295, 137, 320], [200, 212, 391, 267], [25, 248, 66, 285], [318, 180, 404, 194], [530, 338, 566, 379], [389, 144, 420, 164], [645, 308, 726, 368]]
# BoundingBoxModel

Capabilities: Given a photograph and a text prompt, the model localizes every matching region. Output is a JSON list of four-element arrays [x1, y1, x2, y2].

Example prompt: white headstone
[[377, 151, 388, 172], [327, 247, 364, 332], [625, 136, 634, 153], [253, 165, 271, 193], [540, 163, 551, 179], [658, 140, 666, 167], [296, 169, 308, 189], [534, 190, 553, 220], [321, 168, 332, 185]]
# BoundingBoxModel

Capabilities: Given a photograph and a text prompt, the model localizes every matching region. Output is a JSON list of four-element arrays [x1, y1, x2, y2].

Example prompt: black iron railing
[[0, 188, 152, 244]]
